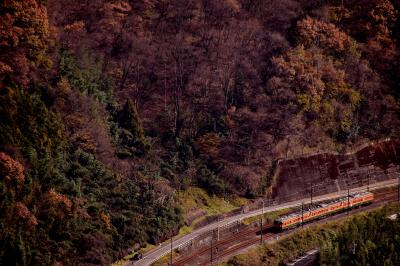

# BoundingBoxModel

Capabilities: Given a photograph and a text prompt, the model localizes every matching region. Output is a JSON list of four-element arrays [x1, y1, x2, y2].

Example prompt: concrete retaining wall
[[271, 139, 400, 202]]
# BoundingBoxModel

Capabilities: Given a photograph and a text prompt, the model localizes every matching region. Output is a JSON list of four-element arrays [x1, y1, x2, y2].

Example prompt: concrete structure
[[272, 139, 400, 202]]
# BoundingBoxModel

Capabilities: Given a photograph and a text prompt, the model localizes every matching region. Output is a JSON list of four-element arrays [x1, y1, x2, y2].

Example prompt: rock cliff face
[[271, 139, 400, 202]]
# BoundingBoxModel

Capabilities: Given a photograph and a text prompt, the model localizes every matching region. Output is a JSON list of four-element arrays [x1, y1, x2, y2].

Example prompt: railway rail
[[172, 190, 399, 266], [127, 179, 398, 266], [173, 226, 262, 266]]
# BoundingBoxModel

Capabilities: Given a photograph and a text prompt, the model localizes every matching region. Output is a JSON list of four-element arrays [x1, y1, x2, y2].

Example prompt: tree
[[269, 41, 362, 142], [0, 0, 51, 87], [118, 99, 145, 140], [51, 77, 117, 167], [116, 99, 149, 156], [0, 152, 25, 183], [296, 17, 356, 55], [196, 133, 221, 158]]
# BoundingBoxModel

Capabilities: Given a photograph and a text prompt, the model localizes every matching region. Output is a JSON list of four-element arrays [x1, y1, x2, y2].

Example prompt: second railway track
[[171, 190, 399, 266]]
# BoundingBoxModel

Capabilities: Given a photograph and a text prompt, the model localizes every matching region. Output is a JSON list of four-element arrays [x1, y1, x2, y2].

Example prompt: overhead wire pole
[[210, 233, 213, 266], [347, 185, 350, 216], [397, 168, 400, 202], [301, 201, 304, 227], [345, 171, 350, 216], [216, 217, 219, 265], [170, 231, 173, 266], [310, 183, 314, 207], [367, 166, 374, 192], [217, 216, 220, 241], [260, 199, 264, 244]]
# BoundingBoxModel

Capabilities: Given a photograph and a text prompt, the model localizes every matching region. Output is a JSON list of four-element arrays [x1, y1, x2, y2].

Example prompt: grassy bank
[[176, 187, 247, 235], [177, 187, 247, 216]]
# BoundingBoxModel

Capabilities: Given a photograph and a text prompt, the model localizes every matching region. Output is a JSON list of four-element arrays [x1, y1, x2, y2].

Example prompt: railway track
[[171, 190, 399, 266], [197, 232, 276, 266], [173, 226, 264, 265]]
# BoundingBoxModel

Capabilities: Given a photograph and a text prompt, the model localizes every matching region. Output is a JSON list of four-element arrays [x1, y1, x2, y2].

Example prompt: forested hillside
[[1, 0, 399, 265]]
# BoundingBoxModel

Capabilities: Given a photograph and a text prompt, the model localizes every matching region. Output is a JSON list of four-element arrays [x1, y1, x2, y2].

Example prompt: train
[[273, 191, 374, 231]]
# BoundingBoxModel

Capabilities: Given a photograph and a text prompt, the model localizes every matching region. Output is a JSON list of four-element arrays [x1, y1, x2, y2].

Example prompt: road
[[125, 178, 398, 266]]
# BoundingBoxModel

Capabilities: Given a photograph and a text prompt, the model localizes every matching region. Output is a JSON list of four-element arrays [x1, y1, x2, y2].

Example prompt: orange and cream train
[[274, 191, 374, 231]]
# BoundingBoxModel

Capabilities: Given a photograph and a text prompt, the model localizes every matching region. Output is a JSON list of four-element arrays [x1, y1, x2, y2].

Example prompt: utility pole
[[398, 172, 400, 202], [170, 231, 173, 266], [301, 202, 304, 227], [210, 234, 213, 266], [367, 172, 370, 192], [217, 217, 220, 241], [310, 184, 314, 207], [347, 187, 350, 216], [260, 199, 264, 244]]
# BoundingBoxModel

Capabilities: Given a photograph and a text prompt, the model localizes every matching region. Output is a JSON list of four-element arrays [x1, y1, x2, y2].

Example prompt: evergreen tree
[[116, 99, 149, 156], [118, 99, 145, 140]]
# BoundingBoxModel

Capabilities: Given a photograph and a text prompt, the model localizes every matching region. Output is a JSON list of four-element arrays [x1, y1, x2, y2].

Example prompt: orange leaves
[[64, 21, 85, 33], [0, 0, 50, 86], [196, 133, 221, 158], [368, 0, 396, 27], [41, 189, 73, 222], [52, 78, 115, 158], [365, 0, 397, 66], [14, 202, 31, 219], [0, 152, 25, 183], [0, 13, 19, 47], [48, 188, 73, 212], [0, 62, 13, 75], [62, 21, 86, 51], [272, 45, 327, 100], [100, 212, 111, 229], [270, 42, 360, 125], [14, 202, 38, 229], [0, 0, 49, 50], [74, 133, 97, 154], [106, 1, 132, 16], [297, 17, 354, 54]]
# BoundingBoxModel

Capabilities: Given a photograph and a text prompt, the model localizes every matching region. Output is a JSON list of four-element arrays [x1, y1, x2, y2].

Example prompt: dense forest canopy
[[0, 0, 399, 265]]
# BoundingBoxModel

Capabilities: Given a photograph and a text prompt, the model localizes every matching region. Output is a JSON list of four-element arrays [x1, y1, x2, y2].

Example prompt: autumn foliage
[[47, 188, 73, 211], [196, 133, 221, 158], [0, 152, 25, 183], [0, 0, 400, 265], [0, 0, 50, 87], [297, 17, 355, 53], [14, 202, 38, 228]]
